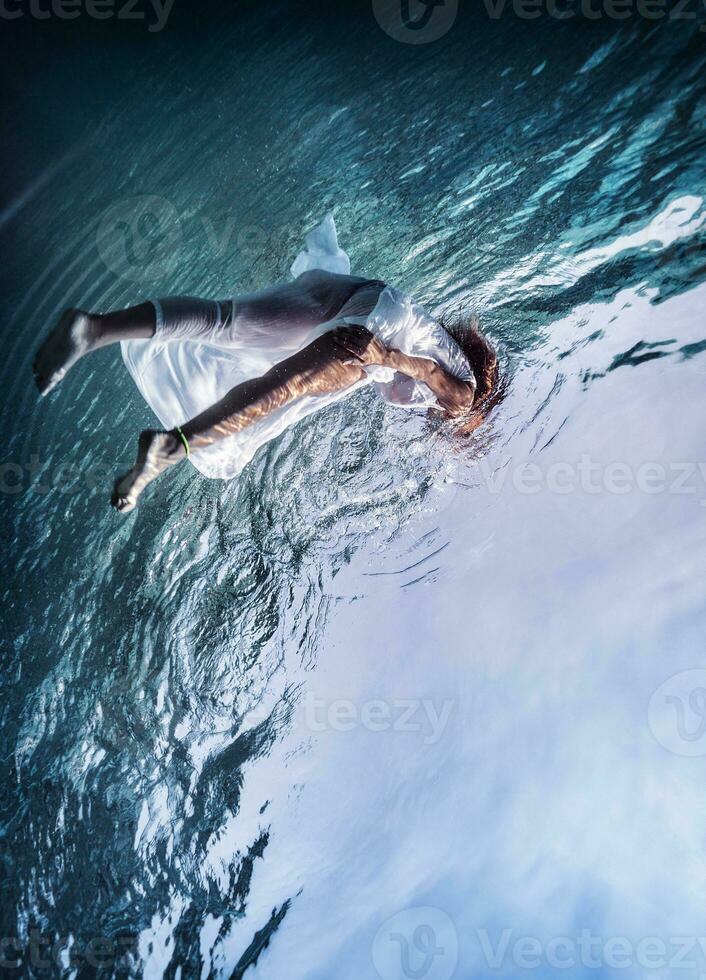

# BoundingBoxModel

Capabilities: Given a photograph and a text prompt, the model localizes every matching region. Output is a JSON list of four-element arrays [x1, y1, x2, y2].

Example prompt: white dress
[[121, 215, 474, 480]]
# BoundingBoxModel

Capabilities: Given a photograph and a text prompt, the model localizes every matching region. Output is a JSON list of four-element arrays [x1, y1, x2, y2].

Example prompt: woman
[[33, 216, 498, 512]]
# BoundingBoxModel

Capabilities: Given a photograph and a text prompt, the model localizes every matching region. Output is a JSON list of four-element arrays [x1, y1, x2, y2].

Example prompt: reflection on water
[[2, 3, 706, 978]]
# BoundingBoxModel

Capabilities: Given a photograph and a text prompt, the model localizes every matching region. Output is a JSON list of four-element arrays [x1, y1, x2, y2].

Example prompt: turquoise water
[[3, 3, 706, 977]]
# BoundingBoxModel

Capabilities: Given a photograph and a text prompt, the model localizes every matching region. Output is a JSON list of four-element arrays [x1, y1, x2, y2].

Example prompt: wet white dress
[[121, 215, 474, 479]]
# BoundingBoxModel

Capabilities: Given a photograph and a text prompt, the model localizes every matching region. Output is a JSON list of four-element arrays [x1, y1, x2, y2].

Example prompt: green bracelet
[[175, 426, 190, 458]]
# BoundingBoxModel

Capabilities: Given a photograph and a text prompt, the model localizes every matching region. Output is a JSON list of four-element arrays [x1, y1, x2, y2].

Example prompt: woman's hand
[[329, 329, 476, 417], [386, 349, 476, 417], [329, 325, 390, 367]]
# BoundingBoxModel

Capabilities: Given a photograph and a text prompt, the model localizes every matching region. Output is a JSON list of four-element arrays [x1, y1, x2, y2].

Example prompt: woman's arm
[[181, 325, 388, 447], [181, 323, 474, 450], [332, 328, 476, 416], [384, 349, 476, 416]]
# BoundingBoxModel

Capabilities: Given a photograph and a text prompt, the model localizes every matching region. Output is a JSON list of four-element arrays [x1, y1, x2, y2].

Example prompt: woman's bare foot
[[33, 309, 100, 396], [111, 430, 185, 513]]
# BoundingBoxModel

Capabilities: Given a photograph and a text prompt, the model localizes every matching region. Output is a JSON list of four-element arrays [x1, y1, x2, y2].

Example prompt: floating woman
[[32, 215, 498, 512]]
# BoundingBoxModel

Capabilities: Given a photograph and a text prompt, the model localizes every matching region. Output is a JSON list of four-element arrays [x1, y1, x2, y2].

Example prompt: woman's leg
[[111, 325, 387, 512], [95, 303, 157, 343], [33, 296, 235, 396], [33, 303, 156, 396], [33, 274, 376, 396]]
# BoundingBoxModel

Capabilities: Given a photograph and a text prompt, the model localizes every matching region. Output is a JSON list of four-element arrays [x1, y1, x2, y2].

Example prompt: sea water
[[2, 2, 706, 977]]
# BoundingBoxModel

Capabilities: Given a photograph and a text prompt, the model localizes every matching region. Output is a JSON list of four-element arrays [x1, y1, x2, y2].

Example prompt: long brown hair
[[442, 315, 499, 403]]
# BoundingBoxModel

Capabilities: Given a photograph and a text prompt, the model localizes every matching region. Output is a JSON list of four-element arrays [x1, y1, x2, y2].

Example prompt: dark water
[[3, 2, 706, 977]]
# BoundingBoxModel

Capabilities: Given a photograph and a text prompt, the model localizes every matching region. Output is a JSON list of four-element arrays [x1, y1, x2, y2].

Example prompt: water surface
[[3, 3, 706, 977]]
